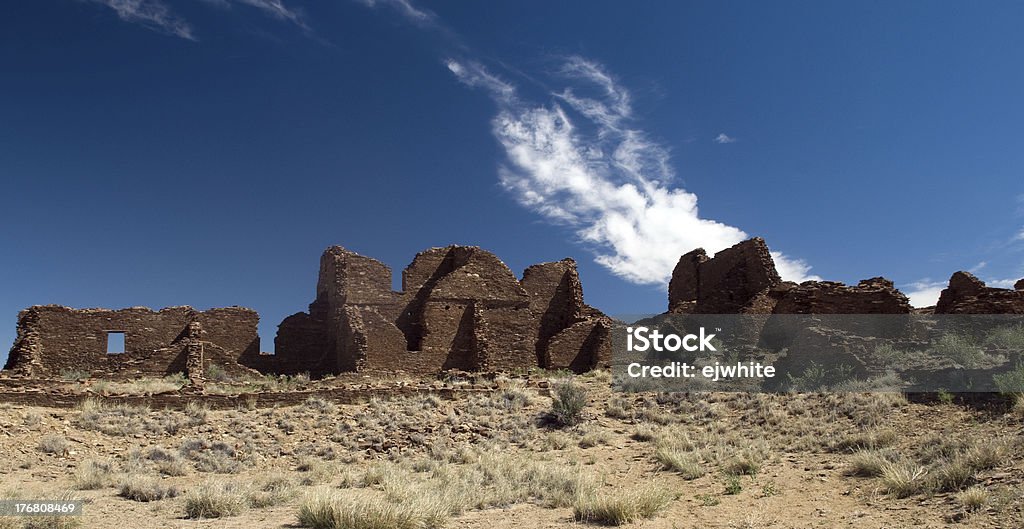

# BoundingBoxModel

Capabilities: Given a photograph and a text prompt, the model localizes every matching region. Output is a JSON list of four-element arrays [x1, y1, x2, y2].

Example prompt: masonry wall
[[668, 238, 912, 315], [934, 272, 1024, 314], [4, 305, 260, 379], [274, 245, 612, 377]]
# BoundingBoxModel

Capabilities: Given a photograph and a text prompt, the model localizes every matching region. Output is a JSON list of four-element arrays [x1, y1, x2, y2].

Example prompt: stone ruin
[[252, 245, 612, 377], [934, 271, 1024, 314], [2, 245, 611, 380], [4, 238, 1022, 383], [3, 306, 260, 381], [668, 237, 913, 315], [662, 238, 1024, 385]]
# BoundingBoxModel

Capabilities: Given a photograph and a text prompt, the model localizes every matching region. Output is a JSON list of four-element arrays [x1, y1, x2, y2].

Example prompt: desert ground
[[1, 371, 1022, 529]]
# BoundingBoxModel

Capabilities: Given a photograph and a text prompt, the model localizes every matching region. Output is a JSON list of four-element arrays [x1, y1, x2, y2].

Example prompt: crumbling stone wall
[[4, 305, 260, 380], [668, 238, 782, 314], [772, 278, 911, 314], [668, 238, 911, 315], [934, 272, 1024, 314], [274, 245, 611, 376]]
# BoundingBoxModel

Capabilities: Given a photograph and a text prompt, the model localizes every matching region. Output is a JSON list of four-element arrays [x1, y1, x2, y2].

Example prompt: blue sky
[[3, 1, 1024, 364]]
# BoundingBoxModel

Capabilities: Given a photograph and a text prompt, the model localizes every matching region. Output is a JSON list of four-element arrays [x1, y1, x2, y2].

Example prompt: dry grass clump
[[572, 485, 676, 526], [879, 459, 929, 498], [183, 401, 209, 424], [37, 435, 69, 455], [74, 399, 189, 436], [845, 450, 894, 477], [118, 475, 180, 502], [654, 448, 704, 480], [296, 457, 335, 486], [89, 374, 185, 395], [722, 447, 764, 476], [850, 436, 1013, 498], [630, 425, 658, 442], [183, 480, 249, 519], [179, 438, 243, 473], [336, 452, 596, 519], [957, 486, 990, 512], [247, 474, 297, 508], [830, 429, 897, 453], [578, 429, 613, 448], [73, 459, 116, 490], [541, 432, 571, 451], [298, 488, 446, 529]]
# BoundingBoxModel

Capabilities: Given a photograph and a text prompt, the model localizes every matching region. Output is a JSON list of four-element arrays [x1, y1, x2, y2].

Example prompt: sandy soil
[[1, 372, 1022, 528]]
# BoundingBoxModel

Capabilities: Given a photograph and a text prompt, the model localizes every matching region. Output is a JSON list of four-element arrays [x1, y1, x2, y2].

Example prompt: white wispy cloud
[[988, 278, 1019, 289], [227, 0, 307, 28], [88, 0, 195, 40], [448, 58, 818, 286], [714, 133, 736, 144], [903, 274, 1023, 307], [902, 279, 945, 308], [1015, 227, 1024, 241], [87, 0, 307, 39], [354, 0, 437, 26]]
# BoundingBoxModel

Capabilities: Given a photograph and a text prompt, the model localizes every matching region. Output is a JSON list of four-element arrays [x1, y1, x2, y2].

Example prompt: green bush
[[550, 379, 588, 427]]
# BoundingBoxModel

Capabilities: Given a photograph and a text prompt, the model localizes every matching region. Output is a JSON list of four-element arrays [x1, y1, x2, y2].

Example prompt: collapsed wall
[[934, 272, 1024, 314], [3, 305, 260, 380], [667, 238, 912, 315], [270, 245, 611, 377]]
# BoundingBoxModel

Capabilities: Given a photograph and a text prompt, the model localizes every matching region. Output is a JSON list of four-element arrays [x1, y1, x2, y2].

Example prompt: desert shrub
[[184, 401, 209, 424], [873, 343, 908, 364], [184, 480, 248, 518], [993, 363, 1024, 401], [118, 475, 180, 502], [493, 384, 532, 410], [572, 485, 675, 526], [550, 379, 588, 427], [785, 362, 854, 391], [723, 475, 743, 495], [74, 399, 154, 436], [37, 435, 69, 455], [933, 333, 989, 368], [180, 438, 242, 473], [984, 324, 1024, 350], [205, 364, 231, 383], [304, 396, 336, 413], [73, 459, 115, 490]]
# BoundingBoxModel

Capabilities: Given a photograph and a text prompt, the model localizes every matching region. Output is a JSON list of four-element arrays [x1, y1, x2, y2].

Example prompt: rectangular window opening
[[106, 331, 126, 354]]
